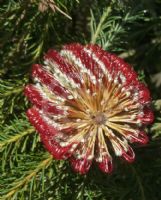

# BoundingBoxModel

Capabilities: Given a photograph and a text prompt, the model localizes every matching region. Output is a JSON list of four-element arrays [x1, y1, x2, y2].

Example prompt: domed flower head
[[25, 43, 154, 174]]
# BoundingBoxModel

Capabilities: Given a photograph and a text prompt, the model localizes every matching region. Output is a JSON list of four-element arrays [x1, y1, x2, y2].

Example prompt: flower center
[[92, 112, 107, 125]]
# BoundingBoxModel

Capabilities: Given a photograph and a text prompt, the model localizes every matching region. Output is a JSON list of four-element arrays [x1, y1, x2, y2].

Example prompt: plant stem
[[91, 6, 112, 44]]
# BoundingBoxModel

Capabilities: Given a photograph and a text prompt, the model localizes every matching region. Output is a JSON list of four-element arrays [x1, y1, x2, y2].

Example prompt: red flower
[[25, 43, 154, 174]]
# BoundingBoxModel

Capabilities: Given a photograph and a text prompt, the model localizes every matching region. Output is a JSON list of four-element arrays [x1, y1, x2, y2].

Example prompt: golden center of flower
[[92, 112, 107, 125]]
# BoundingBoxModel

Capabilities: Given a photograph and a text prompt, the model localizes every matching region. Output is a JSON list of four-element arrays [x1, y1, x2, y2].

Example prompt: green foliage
[[90, 3, 145, 51], [0, 0, 161, 199], [0, 79, 28, 123]]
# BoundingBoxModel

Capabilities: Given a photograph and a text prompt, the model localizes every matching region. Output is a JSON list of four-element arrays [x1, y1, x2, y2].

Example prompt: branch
[[91, 6, 112, 44], [1, 154, 53, 200], [0, 127, 35, 149]]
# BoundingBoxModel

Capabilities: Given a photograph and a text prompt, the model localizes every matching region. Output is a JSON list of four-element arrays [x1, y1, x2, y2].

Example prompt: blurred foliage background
[[0, 0, 161, 199]]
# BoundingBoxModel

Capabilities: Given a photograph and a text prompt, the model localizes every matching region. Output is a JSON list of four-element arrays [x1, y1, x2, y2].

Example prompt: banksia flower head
[[25, 43, 154, 174]]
